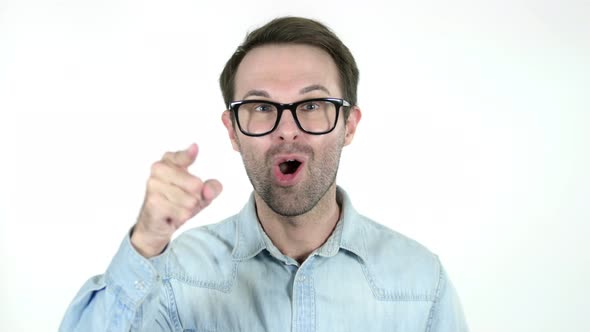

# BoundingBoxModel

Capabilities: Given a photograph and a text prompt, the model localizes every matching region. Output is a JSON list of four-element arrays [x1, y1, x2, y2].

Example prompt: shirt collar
[[230, 194, 267, 261], [231, 186, 368, 262], [333, 187, 368, 261]]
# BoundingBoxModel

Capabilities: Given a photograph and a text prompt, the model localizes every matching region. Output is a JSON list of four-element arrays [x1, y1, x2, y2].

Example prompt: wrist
[[130, 225, 168, 258]]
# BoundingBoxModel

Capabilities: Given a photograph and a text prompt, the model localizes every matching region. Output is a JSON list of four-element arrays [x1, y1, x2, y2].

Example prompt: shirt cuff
[[104, 229, 169, 307]]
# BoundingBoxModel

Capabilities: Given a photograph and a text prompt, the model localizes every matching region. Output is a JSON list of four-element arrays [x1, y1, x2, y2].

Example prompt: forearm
[[60, 233, 170, 331]]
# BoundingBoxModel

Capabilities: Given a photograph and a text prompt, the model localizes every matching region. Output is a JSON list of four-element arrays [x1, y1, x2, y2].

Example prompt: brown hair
[[219, 17, 359, 119]]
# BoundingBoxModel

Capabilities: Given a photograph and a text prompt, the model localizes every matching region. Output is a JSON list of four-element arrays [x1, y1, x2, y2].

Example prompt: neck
[[255, 184, 340, 264]]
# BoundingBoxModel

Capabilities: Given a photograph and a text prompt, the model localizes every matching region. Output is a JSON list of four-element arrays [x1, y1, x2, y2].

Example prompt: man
[[61, 17, 468, 331]]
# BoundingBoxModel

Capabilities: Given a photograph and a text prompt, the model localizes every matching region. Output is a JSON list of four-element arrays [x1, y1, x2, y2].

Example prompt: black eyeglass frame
[[228, 97, 351, 137]]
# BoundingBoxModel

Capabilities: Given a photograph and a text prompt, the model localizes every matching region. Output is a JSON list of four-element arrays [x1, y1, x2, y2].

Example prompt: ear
[[222, 110, 240, 152], [343, 106, 362, 146]]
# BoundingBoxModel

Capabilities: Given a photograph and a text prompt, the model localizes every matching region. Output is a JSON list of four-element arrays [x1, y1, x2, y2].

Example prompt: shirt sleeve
[[426, 261, 470, 332], [59, 230, 172, 332]]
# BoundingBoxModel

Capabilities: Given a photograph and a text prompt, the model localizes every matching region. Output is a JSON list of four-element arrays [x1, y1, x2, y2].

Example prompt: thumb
[[201, 179, 223, 205]]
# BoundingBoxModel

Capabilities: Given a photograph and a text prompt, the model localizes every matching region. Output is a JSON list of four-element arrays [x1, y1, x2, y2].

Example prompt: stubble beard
[[240, 138, 344, 217]]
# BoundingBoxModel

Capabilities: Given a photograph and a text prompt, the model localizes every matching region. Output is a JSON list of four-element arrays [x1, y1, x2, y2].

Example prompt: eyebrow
[[241, 84, 331, 100], [242, 89, 270, 99], [299, 84, 331, 95]]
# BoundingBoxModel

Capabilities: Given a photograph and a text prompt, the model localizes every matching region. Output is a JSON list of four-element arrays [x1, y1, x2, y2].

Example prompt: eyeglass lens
[[237, 100, 337, 135]]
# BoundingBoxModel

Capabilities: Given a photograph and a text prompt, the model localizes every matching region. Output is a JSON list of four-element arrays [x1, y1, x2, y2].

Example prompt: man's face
[[222, 44, 360, 217]]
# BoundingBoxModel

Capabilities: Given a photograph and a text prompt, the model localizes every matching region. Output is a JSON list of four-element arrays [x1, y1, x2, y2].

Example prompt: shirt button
[[134, 280, 146, 291]]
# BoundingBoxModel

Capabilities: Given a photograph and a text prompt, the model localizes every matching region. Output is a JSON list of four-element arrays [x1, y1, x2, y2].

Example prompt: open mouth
[[279, 159, 302, 175]]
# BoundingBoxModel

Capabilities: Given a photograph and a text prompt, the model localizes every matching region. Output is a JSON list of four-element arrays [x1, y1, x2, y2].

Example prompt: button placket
[[292, 256, 316, 332]]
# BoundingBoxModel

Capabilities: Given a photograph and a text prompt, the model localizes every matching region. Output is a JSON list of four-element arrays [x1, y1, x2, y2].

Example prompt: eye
[[299, 102, 320, 112], [253, 103, 274, 112]]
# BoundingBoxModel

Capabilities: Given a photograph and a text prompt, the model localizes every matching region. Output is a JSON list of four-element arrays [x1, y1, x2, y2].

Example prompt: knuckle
[[178, 209, 192, 222], [146, 177, 158, 190], [161, 151, 172, 161], [144, 194, 161, 208], [150, 161, 165, 175], [186, 197, 200, 210], [187, 177, 203, 194]]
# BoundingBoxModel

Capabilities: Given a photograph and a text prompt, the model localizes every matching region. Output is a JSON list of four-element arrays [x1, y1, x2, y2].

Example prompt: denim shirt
[[61, 187, 468, 331]]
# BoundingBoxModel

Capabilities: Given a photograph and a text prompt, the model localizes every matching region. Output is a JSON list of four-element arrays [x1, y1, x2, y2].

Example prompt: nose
[[275, 109, 300, 141]]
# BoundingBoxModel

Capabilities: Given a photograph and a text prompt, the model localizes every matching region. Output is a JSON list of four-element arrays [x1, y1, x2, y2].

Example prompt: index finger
[[162, 143, 199, 168]]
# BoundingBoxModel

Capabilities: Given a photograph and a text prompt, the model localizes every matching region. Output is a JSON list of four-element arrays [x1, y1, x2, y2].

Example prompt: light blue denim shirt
[[61, 187, 468, 331]]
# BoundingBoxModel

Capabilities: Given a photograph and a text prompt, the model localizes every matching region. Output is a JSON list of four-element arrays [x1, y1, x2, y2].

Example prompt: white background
[[1, 0, 588, 331]]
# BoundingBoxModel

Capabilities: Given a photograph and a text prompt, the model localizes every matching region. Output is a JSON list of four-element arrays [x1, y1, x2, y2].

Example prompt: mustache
[[266, 143, 314, 159]]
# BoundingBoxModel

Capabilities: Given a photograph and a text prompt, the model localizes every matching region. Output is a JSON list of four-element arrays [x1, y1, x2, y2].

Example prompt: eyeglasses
[[228, 98, 350, 137]]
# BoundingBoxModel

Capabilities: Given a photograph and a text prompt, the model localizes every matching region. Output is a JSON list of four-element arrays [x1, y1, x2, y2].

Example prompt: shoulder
[[339, 187, 439, 275], [357, 215, 442, 300], [361, 215, 438, 266]]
